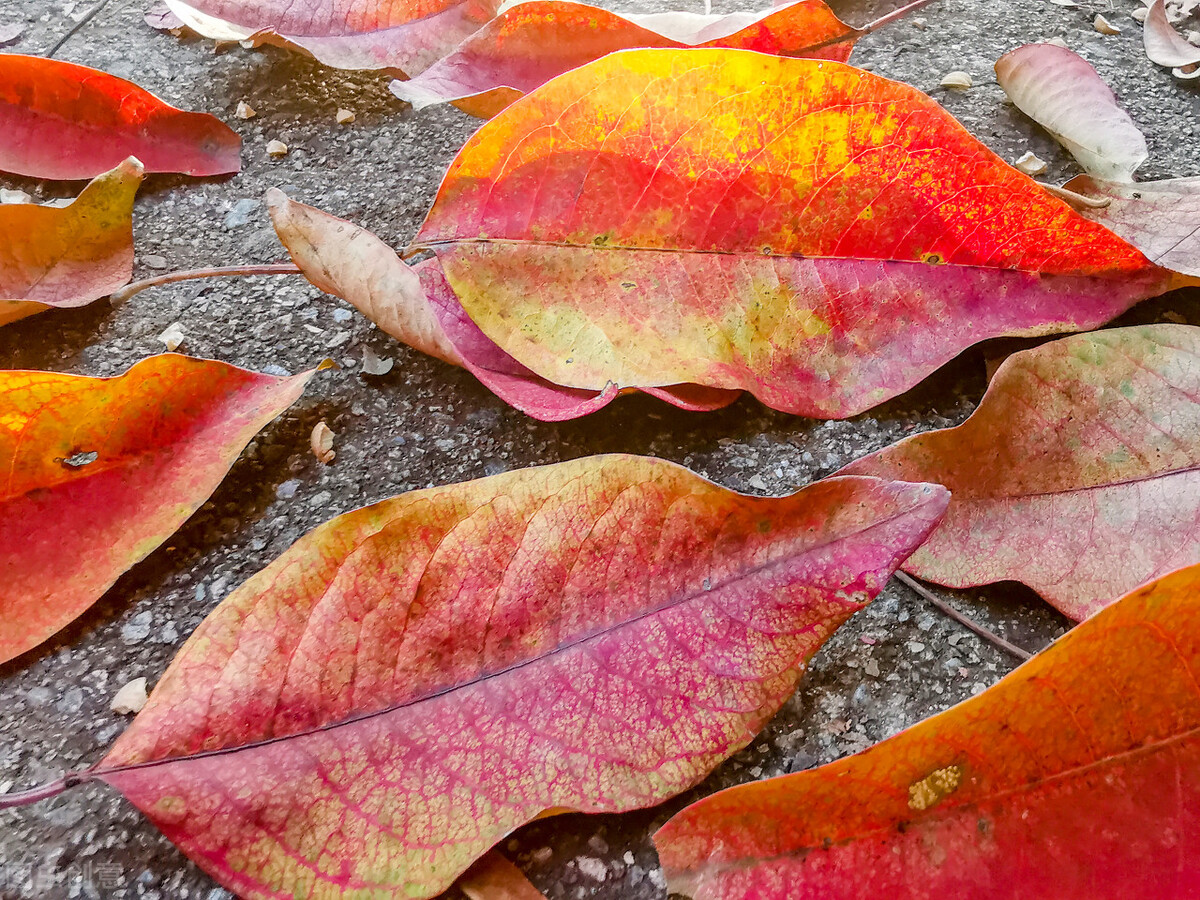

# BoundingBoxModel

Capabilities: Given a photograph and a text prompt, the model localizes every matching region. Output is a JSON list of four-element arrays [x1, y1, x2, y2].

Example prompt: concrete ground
[[0, 0, 1197, 897]]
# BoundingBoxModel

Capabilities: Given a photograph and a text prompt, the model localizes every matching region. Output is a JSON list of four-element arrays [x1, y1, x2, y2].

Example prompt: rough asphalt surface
[[0, 0, 1198, 897]]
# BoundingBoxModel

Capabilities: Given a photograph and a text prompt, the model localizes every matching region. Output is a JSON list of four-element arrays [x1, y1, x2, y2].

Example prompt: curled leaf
[[0, 55, 239, 180], [656, 562, 1200, 899], [414, 49, 1179, 419], [995, 43, 1147, 182], [1062, 173, 1200, 277], [0, 355, 325, 665], [390, 0, 880, 118], [87, 456, 947, 899], [162, 0, 500, 74], [1143, 0, 1200, 68], [0, 158, 142, 328], [843, 325, 1200, 620], [268, 189, 740, 419]]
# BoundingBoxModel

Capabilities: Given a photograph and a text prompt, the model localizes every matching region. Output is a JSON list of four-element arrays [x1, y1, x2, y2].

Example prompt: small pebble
[[110, 677, 148, 715], [276, 479, 300, 500], [1014, 151, 1048, 176], [0, 189, 31, 204], [235, 100, 257, 119], [576, 857, 608, 882], [158, 322, 185, 351], [336, 108, 356, 124], [311, 421, 335, 464], [309, 490, 333, 508], [143, 254, 168, 270], [121, 611, 153, 644], [1094, 13, 1121, 34], [266, 139, 289, 158], [939, 71, 972, 90]]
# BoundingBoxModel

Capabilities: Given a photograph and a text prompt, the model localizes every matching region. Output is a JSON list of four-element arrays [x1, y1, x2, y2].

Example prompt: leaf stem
[[0, 772, 89, 809], [894, 571, 1032, 662], [46, 0, 116, 57], [109, 263, 302, 304], [862, 0, 939, 34], [1038, 182, 1112, 210]]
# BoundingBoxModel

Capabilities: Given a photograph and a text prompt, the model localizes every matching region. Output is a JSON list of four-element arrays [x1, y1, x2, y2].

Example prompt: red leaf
[[842, 324, 1200, 621], [0, 158, 142, 327], [161, 0, 500, 74], [0, 55, 240, 180], [390, 0, 873, 118], [414, 49, 1184, 419], [89, 457, 947, 898], [655, 561, 1200, 899], [0, 355, 324, 664]]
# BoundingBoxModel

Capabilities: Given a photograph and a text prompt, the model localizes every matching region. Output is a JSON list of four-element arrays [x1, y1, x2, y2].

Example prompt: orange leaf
[[842, 324, 1200, 620], [81, 457, 945, 898], [0, 355, 324, 664], [0, 55, 239, 180], [0, 158, 142, 327], [414, 49, 1182, 419], [655, 561, 1200, 899], [162, 0, 499, 74], [390, 0, 884, 118]]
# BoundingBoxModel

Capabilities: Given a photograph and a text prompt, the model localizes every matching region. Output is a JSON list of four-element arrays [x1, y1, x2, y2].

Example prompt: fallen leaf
[[996, 43, 1147, 182], [390, 0, 917, 118], [1144, 0, 1200, 66], [310, 420, 335, 463], [413, 49, 1183, 419], [842, 324, 1200, 620], [267, 189, 741, 420], [655, 561, 1200, 899], [459, 853, 547, 900], [0, 355, 326, 665], [144, 2, 185, 31], [111, 678, 149, 715], [88, 456, 947, 899], [1062, 173, 1200, 277], [0, 55, 239, 180], [0, 158, 143, 328], [161, 0, 500, 74]]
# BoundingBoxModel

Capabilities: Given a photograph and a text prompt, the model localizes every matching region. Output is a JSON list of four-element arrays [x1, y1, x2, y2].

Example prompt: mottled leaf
[[390, 0, 890, 118], [1144, 0, 1200, 68], [0, 55, 239, 180], [656, 561, 1200, 899], [0, 355, 324, 665], [0, 158, 142, 327], [1063, 173, 1200, 277], [414, 48, 1181, 419], [842, 324, 1200, 620], [268, 190, 739, 419], [162, 0, 499, 74], [995, 43, 1147, 182], [89, 456, 947, 899]]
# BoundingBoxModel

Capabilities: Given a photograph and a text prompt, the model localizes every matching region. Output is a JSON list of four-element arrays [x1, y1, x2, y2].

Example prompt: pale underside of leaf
[[655, 563, 1200, 899], [995, 43, 1148, 182], [842, 324, 1200, 619], [1144, 0, 1200, 68], [1064, 173, 1200, 277], [163, 0, 500, 73], [95, 456, 947, 899]]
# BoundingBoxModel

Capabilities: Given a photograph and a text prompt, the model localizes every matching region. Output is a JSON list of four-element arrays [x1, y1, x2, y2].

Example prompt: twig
[[862, 0, 939, 34], [46, 0, 116, 58], [895, 571, 1032, 661], [109, 263, 302, 304], [1038, 182, 1112, 210], [0, 773, 85, 809]]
